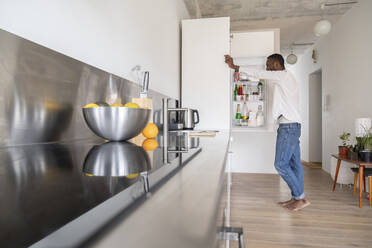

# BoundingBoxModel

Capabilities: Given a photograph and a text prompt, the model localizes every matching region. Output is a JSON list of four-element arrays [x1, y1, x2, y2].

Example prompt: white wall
[[0, 0, 189, 99], [308, 70, 322, 163], [289, 0, 372, 174], [287, 50, 321, 163]]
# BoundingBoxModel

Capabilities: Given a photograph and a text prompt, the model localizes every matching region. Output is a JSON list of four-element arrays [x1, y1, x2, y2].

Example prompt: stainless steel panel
[[0, 28, 177, 147]]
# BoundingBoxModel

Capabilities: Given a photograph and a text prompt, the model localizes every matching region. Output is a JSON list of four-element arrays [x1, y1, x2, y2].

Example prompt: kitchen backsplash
[[0, 29, 176, 147]]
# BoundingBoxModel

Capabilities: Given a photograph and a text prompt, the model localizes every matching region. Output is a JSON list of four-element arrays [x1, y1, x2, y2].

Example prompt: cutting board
[[130, 96, 154, 164], [132, 97, 153, 122], [130, 97, 153, 142], [188, 131, 217, 137]]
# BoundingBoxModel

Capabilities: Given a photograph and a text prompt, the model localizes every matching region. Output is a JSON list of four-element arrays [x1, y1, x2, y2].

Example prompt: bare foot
[[286, 199, 311, 211], [278, 198, 296, 207]]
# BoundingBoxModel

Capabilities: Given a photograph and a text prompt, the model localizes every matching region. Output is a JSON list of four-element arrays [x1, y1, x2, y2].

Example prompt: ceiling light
[[313, 1, 357, 37], [314, 19, 332, 36]]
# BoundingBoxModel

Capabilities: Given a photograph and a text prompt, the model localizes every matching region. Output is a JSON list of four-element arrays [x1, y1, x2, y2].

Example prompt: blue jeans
[[274, 123, 305, 200]]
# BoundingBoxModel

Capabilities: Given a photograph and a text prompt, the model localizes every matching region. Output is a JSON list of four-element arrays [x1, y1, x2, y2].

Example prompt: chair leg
[[353, 172, 358, 198], [363, 176, 366, 192], [369, 176, 372, 207]]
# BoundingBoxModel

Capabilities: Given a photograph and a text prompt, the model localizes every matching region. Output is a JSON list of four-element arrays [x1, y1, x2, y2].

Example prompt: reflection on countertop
[[83, 141, 151, 177], [0, 132, 201, 248]]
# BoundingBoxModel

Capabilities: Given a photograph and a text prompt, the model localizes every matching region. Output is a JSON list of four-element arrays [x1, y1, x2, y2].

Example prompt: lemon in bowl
[[84, 102, 110, 108], [111, 103, 124, 107], [124, 102, 140, 108], [84, 103, 100, 108]]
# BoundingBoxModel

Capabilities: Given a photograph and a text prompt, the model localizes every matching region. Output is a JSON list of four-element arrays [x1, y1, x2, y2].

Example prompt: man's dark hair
[[268, 53, 285, 68]]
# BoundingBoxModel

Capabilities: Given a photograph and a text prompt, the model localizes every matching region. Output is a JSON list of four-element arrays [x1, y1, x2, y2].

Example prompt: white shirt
[[239, 66, 301, 124]]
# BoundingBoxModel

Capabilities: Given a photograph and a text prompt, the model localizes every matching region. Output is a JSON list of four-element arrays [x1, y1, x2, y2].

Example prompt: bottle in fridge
[[241, 95, 249, 125], [235, 104, 242, 125], [238, 85, 243, 96], [258, 79, 264, 101], [234, 83, 238, 101], [257, 105, 264, 126]]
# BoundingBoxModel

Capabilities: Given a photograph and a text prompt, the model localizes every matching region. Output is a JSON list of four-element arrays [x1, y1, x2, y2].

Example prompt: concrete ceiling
[[183, 0, 357, 54]]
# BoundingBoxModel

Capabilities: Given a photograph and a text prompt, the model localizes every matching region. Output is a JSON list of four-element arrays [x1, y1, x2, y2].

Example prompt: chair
[[351, 167, 372, 206]]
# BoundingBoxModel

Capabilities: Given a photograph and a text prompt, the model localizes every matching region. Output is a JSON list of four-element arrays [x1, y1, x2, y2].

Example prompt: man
[[225, 54, 310, 211]]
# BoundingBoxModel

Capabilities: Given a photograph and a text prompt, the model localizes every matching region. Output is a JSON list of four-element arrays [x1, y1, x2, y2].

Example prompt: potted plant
[[347, 144, 359, 161], [358, 129, 372, 162], [338, 132, 350, 157]]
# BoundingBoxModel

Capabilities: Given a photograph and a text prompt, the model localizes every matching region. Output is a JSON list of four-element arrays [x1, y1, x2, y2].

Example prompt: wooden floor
[[230, 166, 372, 248], [302, 161, 322, 169]]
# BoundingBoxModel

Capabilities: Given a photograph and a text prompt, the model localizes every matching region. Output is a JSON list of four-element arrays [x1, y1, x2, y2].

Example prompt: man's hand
[[224, 55, 239, 71]]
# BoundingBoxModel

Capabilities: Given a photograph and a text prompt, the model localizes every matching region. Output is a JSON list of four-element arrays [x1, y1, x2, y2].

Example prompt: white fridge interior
[[231, 57, 275, 131], [231, 76, 267, 129]]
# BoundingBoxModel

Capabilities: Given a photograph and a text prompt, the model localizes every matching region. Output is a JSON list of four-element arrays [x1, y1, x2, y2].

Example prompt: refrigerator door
[[181, 17, 230, 130]]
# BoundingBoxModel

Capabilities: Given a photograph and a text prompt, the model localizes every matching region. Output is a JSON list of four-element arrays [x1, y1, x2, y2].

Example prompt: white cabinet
[[181, 17, 230, 130], [231, 30, 280, 58]]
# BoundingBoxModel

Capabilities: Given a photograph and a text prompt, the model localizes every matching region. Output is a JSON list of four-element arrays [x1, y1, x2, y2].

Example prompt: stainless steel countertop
[[88, 131, 230, 248]]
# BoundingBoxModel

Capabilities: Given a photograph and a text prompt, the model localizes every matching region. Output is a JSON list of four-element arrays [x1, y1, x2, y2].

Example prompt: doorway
[[308, 70, 322, 164]]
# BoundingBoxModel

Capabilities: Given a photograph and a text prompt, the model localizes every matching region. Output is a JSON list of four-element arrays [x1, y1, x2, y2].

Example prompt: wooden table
[[332, 154, 372, 208]]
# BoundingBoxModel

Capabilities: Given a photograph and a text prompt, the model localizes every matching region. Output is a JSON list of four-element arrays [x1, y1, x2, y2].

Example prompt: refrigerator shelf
[[234, 80, 259, 83], [233, 99, 264, 103], [233, 123, 265, 128]]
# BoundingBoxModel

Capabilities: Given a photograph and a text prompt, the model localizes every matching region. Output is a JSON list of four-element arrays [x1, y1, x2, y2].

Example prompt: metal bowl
[[82, 107, 151, 141], [83, 141, 151, 177]]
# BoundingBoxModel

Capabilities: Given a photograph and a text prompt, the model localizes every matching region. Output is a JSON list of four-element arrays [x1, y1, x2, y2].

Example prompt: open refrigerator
[[231, 71, 268, 130]]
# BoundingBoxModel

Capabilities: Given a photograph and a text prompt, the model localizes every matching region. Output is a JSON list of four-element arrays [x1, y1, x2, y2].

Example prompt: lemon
[[84, 103, 99, 108], [84, 101, 110, 108], [111, 103, 124, 107], [124, 102, 140, 108], [95, 102, 110, 107], [126, 173, 139, 179], [142, 138, 159, 151], [142, 123, 158, 138], [85, 173, 94, 176]]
